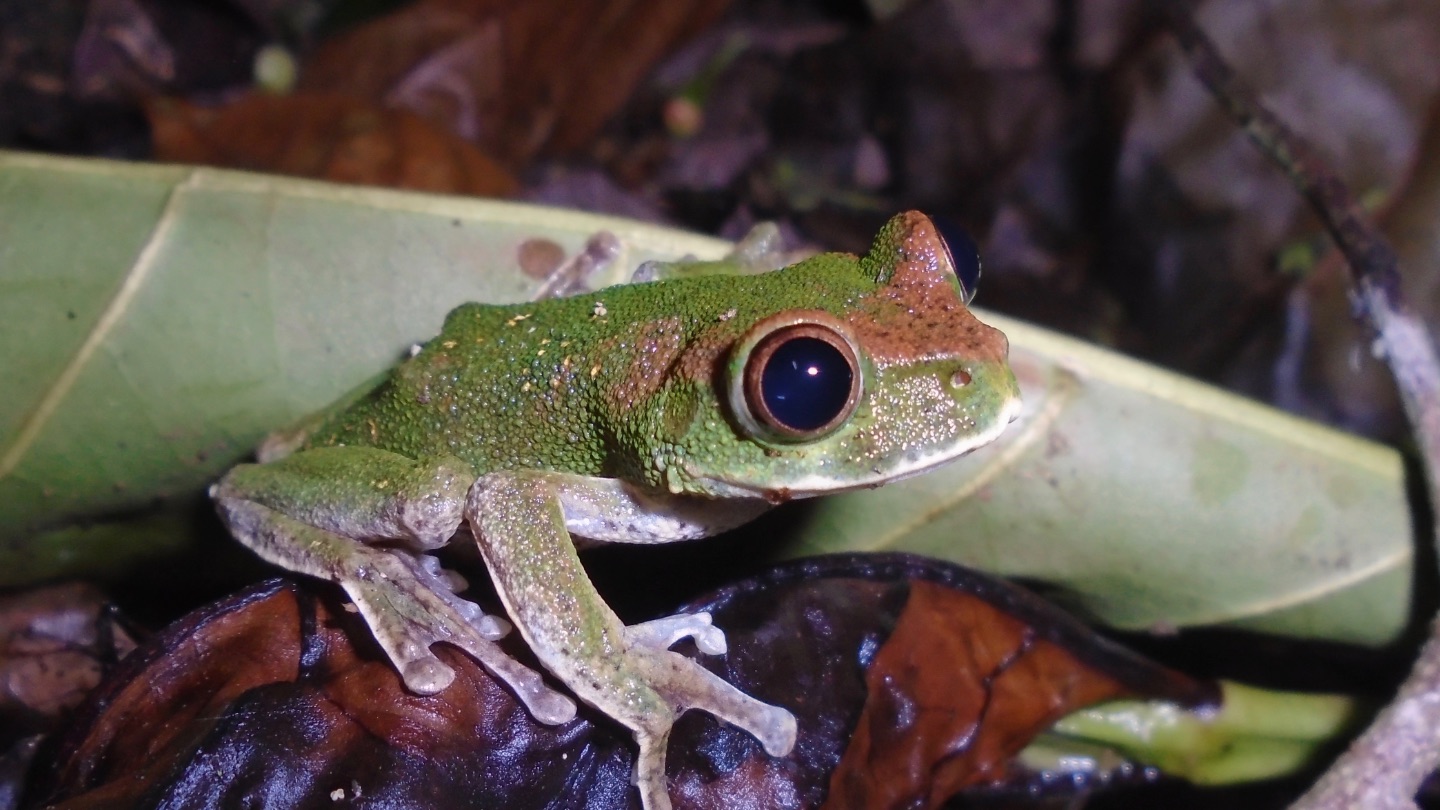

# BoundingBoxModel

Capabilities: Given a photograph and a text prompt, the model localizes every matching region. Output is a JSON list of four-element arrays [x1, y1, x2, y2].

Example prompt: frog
[[211, 210, 1022, 810]]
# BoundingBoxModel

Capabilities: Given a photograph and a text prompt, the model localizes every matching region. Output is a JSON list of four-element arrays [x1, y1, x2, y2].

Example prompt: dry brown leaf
[[298, 0, 733, 166], [0, 584, 134, 725], [145, 92, 519, 196], [825, 580, 1146, 808]]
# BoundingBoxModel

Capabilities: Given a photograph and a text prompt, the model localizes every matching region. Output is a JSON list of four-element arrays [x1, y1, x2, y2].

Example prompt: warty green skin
[[305, 224, 1016, 499], [212, 211, 1021, 810]]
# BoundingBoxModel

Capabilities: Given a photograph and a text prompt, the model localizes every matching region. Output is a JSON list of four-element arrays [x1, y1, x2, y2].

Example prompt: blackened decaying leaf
[[26, 555, 1214, 809]]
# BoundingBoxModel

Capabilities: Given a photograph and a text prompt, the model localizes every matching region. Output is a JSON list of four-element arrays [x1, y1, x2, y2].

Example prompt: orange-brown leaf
[[299, 0, 733, 165], [825, 580, 1134, 809], [145, 92, 518, 196]]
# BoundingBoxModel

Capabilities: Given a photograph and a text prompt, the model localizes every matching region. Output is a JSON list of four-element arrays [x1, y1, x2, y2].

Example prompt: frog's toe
[[625, 611, 727, 655], [399, 657, 456, 695], [630, 647, 797, 760], [417, 553, 470, 593], [756, 707, 798, 757], [447, 595, 510, 640], [341, 548, 576, 723], [506, 671, 578, 726]]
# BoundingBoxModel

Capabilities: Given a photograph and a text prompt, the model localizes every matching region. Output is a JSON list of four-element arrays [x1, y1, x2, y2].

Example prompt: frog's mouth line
[[696, 394, 1024, 501]]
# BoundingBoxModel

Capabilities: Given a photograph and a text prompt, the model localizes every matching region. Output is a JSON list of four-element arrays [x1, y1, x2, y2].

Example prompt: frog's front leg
[[466, 471, 797, 810], [211, 447, 577, 725]]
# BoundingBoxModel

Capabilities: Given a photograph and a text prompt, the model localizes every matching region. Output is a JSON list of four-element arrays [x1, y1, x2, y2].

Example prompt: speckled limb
[[466, 470, 797, 810], [211, 452, 577, 725]]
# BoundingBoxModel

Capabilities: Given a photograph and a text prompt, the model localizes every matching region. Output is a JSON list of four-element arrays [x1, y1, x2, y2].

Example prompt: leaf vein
[[0, 170, 198, 479]]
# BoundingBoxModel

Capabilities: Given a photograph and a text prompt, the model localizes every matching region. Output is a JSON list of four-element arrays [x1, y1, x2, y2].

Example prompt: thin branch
[[1155, 3, 1440, 808]]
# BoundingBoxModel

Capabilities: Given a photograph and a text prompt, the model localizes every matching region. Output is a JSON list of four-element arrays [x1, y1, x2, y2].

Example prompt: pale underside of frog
[[212, 211, 1021, 810]]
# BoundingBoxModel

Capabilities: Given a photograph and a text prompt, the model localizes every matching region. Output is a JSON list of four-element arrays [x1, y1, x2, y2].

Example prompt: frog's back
[[303, 292, 614, 475]]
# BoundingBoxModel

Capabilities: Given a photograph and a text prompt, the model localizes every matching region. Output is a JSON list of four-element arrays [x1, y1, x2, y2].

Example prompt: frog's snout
[[944, 359, 1022, 425]]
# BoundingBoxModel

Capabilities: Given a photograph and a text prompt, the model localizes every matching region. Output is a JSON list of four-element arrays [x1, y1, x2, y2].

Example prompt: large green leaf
[[0, 150, 1415, 647], [789, 317, 1412, 644]]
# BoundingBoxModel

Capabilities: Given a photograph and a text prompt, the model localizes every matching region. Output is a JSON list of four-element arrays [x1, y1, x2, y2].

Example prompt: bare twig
[[1156, 3, 1440, 808]]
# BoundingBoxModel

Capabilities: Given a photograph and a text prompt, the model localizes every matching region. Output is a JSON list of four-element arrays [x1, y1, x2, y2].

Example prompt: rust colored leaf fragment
[[299, 0, 733, 165], [825, 580, 1131, 808], [145, 93, 519, 196]]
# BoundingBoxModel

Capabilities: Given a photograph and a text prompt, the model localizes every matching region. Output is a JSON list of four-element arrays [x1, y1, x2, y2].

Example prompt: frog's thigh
[[465, 471, 796, 807], [213, 449, 576, 723], [216, 446, 474, 549]]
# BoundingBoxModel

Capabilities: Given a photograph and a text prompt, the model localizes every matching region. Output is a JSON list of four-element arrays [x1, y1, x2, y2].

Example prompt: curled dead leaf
[[28, 555, 1212, 809]]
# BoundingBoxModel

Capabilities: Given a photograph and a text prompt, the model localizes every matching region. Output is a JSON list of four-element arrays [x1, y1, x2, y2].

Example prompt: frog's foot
[[629, 644, 798, 760], [611, 646, 798, 810], [532, 231, 622, 299], [334, 545, 576, 723], [625, 611, 727, 656], [216, 497, 576, 725], [630, 222, 789, 283]]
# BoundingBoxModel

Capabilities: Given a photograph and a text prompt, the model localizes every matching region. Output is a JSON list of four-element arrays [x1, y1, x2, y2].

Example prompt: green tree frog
[[212, 211, 1021, 810]]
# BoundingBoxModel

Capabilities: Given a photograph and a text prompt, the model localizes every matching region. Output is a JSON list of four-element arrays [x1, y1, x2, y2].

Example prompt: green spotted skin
[[307, 212, 1018, 500]]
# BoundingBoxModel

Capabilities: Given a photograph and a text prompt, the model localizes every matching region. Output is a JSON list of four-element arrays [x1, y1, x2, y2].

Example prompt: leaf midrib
[[0, 172, 193, 479]]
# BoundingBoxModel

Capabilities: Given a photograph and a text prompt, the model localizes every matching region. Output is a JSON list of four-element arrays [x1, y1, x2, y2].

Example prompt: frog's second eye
[[936, 218, 981, 304], [739, 321, 861, 442]]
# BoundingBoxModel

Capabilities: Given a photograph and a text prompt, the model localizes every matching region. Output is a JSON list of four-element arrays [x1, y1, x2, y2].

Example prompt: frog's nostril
[[949, 368, 972, 388]]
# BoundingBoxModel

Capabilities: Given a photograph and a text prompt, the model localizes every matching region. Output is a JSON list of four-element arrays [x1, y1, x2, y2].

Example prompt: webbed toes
[[625, 611, 728, 655], [399, 658, 456, 695], [626, 643, 798, 763]]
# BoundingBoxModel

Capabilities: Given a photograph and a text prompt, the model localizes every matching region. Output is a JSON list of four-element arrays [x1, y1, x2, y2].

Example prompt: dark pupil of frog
[[761, 337, 853, 431]]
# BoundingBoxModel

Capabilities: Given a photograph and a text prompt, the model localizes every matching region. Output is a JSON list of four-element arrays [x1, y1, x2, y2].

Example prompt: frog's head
[[672, 211, 1022, 501]]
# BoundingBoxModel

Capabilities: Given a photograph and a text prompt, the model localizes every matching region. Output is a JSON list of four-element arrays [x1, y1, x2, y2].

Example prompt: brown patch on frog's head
[[607, 316, 686, 405], [851, 211, 1008, 370]]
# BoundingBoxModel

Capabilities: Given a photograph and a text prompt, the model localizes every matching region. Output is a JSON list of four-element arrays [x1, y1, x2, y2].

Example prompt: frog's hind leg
[[212, 448, 576, 725], [465, 470, 796, 810]]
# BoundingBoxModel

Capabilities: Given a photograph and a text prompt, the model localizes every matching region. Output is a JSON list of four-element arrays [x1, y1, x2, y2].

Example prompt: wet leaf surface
[[28, 555, 1213, 809]]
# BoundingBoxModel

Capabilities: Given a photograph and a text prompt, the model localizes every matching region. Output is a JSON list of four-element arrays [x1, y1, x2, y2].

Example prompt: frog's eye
[[936, 218, 981, 305], [734, 316, 862, 442]]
